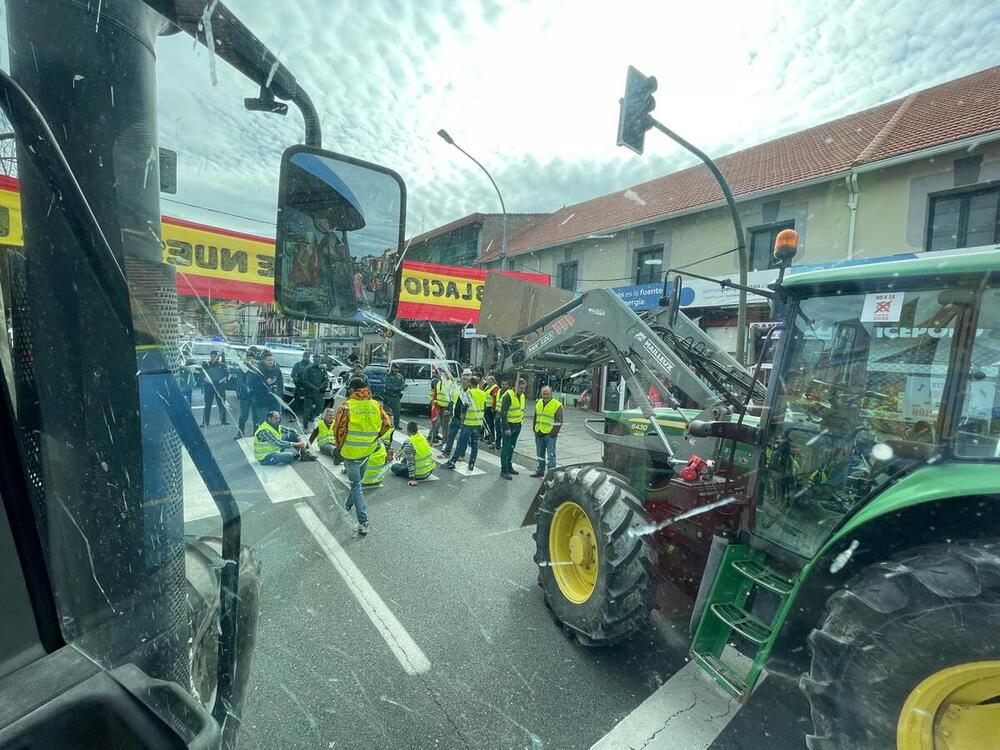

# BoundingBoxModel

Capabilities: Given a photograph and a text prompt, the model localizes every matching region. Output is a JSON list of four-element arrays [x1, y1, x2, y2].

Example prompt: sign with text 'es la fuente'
[[396, 260, 550, 325]]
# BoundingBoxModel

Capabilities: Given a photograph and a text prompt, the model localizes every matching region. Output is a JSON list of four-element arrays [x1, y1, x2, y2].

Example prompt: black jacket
[[250, 364, 284, 406], [301, 362, 328, 392]]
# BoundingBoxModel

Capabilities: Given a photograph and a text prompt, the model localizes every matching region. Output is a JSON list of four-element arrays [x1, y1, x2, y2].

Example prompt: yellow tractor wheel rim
[[897, 660, 1000, 749], [549, 501, 599, 604]]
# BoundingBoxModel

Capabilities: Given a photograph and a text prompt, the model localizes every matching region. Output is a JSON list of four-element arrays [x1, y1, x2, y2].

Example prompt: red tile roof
[[478, 65, 1000, 263]]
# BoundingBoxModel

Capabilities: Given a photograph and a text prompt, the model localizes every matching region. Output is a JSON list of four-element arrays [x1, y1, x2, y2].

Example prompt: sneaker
[[300, 451, 318, 462], [444, 462, 456, 470], [529, 471, 545, 478], [467, 463, 475, 472], [509, 469, 520, 476], [358, 522, 369, 535], [500, 472, 513, 480]]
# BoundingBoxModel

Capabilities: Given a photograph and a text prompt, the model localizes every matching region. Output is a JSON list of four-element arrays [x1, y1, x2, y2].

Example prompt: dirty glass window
[[956, 285, 1000, 458], [756, 287, 956, 556]]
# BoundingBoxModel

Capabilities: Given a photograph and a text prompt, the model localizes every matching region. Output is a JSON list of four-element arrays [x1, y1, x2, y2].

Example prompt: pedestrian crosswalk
[[183, 431, 526, 525], [236, 438, 314, 504], [181, 447, 222, 522]]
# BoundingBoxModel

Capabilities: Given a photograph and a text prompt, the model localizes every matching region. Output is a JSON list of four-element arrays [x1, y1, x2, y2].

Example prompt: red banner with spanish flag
[[0, 176, 276, 304], [395, 260, 549, 324]]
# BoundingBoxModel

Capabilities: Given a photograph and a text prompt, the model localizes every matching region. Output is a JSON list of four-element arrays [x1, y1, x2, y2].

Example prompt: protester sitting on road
[[308, 407, 339, 461], [362, 437, 393, 487], [333, 377, 393, 535], [391, 421, 436, 486], [253, 410, 318, 465]]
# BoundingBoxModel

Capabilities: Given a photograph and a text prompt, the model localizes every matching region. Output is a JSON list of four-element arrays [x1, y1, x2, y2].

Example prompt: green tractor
[[505, 248, 1000, 748]]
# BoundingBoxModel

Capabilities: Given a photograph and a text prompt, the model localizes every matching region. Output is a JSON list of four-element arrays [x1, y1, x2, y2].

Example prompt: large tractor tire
[[186, 536, 262, 750], [533, 466, 651, 645], [800, 543, 1000, 750]]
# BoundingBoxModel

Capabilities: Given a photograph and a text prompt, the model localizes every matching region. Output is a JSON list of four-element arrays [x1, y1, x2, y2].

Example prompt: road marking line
[[438, 461, 486, 477], [295, 503, 431, 676], [181, 447, 220, 522], [590, 659, 752, 749], [236, 439, 313, 504]]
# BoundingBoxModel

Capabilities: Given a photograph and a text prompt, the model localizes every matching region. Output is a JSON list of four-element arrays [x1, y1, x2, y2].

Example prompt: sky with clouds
[[28, 0, 1000, 239]]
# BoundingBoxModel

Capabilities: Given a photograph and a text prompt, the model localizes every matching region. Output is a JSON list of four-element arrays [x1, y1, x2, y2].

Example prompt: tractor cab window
[[756, 286, 961, 556], [956, 285, 1000, 458]]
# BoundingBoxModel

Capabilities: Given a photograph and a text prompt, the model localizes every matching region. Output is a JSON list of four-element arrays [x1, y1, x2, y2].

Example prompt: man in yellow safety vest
[[439, 370, 470, 458], [390, 421, 436, 485], [530, 386, 563, 477], [498, 377, 527, 480], [444, 375, 487, 472], [362, 436, 392, 486], [307, 407, 338, 460], [254, 410, 318, 465], [333, 376, 393, 534]]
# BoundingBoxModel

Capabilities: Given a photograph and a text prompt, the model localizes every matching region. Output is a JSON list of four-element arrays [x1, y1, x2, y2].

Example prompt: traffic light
[[616, 66, 658, 155]]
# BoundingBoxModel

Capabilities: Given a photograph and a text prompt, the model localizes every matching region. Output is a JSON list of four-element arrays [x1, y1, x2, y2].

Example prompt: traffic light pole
[[648, 118, 748, 365]]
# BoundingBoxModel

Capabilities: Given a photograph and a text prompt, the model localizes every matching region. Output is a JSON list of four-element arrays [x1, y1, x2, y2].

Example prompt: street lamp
[[437, 128, 508, 271]]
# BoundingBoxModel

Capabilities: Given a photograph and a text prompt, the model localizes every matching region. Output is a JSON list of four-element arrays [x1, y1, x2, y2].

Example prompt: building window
[[557, 261, 578, 292], [634, 246, 663, 284], [748, 221, 794, 271], [927, 186, 1000, 251]]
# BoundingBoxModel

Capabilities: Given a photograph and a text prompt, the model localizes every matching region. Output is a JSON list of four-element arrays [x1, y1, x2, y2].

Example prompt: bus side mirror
[[275, 146, 407, 325]]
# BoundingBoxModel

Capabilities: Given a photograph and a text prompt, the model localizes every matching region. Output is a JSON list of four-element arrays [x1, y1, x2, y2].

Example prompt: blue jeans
[[450, 424, 480, 466], [442, 415, 461, 454], [535, 433, 557, 473], [344, 456, 370, 525], [260, 451, 296, 465], [390, 461, 409, 477]]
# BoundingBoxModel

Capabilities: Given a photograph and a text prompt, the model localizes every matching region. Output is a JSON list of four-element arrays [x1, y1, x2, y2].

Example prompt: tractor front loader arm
[[498, 289, 736, 459]]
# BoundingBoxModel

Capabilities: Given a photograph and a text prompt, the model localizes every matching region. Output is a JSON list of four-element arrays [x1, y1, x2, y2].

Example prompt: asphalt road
[[184, 397, 811, 749]]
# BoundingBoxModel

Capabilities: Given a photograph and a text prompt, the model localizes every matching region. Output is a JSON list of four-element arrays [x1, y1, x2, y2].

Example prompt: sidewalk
[[403, 403, 604, 470]]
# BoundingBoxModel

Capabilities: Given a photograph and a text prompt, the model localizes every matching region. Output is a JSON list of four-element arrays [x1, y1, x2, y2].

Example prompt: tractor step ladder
[[690, 544, 798, 701]]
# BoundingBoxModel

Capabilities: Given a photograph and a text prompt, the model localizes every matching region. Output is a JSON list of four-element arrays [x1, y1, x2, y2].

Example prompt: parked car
[[390, 359, 461, 408]]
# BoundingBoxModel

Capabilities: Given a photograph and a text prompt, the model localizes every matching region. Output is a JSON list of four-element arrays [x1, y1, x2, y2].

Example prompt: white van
[[391, 359, 461, 407]]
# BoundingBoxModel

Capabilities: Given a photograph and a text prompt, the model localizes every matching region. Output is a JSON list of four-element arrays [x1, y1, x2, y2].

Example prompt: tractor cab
[[688, 249, 1000, 701]]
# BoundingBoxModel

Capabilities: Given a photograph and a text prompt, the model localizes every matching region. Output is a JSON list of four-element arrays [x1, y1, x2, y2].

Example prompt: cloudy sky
[[147, 1, 998, 238]]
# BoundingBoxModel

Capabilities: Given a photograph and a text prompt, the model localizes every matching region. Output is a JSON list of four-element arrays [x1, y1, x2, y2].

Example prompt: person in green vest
[[530, 386, 563, 477], [307, 407, 338, 460], [498, 376, 527, 480], [253, 410, 318, 465], [333, 376, 393, 535], [444, 375, 487, 471], [362, 430, 393, 486], [439, 370, 470, 457], [390, 421, 436, 485]]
